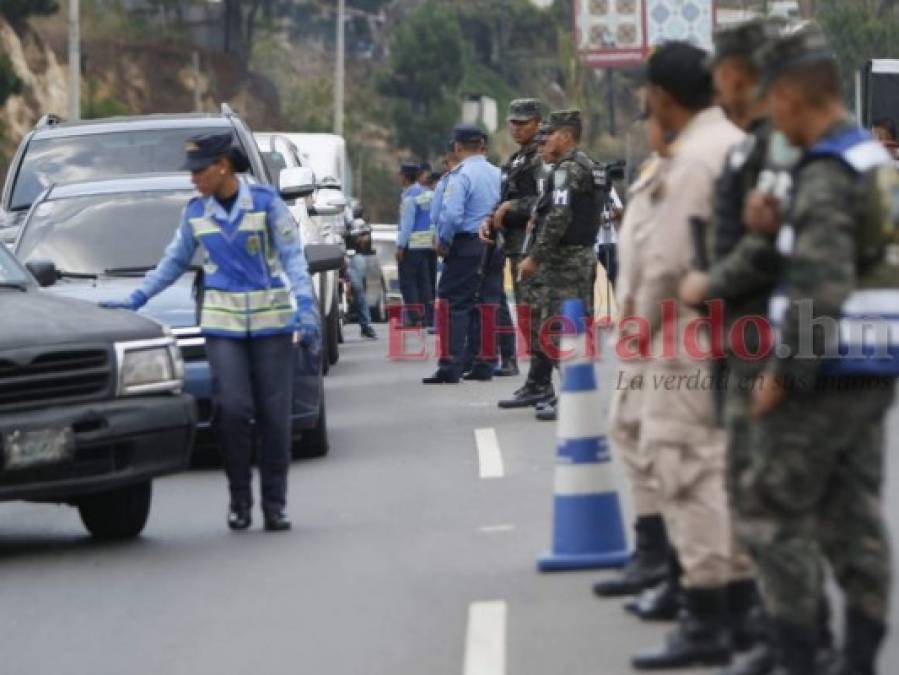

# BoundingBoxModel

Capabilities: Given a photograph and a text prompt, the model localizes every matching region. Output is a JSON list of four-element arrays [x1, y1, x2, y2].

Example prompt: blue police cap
[[453, 124, 484, 145], [399, 161, 420, 178], [183, 132, 234, 171]]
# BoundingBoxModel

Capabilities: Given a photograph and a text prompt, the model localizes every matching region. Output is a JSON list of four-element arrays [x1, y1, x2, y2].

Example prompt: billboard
[[575, 0, 717, 69]]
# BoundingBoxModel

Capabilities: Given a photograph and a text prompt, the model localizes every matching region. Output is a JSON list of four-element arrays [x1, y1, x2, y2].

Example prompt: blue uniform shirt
[[138, 179, 314, 309], [430, 173, 450, 226], [435, 155, 500, 247]]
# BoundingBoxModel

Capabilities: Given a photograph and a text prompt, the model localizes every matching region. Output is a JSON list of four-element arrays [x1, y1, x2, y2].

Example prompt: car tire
[[292, 381, 329, 459], [78, 481, 152, 540], [319, 292, 331, 376], [370, 279, 387, 323], [327, 289, 340, 366]]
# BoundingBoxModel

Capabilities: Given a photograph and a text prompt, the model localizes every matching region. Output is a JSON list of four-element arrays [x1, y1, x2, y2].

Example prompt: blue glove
[[99, 290, 148, 311], [296, 297, 321, 350]]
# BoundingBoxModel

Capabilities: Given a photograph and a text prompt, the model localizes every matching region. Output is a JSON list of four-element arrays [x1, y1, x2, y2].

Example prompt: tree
[[0, 54, 23, 107], [817, 0, 899, 98], [378, 0, 466, 157], [0, 0, 59, 25]]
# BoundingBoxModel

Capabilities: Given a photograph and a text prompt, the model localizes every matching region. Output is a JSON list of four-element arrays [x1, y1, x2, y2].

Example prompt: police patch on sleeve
[[277, 216, 297, 242]]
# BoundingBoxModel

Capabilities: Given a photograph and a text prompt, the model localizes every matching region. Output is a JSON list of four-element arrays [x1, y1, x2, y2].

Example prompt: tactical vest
[[769, 127, 899, 376], [713, 122, 770, 262], [558, 152, 605, 246], [501, 145, 539, 230], [187, 187, 296, 338]]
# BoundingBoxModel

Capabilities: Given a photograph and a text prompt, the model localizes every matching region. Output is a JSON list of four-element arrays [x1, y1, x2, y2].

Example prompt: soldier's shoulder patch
[[553, 168, 568, 189]]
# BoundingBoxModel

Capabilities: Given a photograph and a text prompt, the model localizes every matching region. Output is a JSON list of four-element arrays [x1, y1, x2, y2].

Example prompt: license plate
[[3, 428, 74, 470]]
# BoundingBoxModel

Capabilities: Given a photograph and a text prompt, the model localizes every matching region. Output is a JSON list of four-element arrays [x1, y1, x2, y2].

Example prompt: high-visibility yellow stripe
[[409, 231, 434, 248], [238, 212, 267, 233]]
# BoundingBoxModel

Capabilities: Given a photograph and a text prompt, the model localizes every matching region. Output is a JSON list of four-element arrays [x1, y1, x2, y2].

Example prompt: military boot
[[718, 643, 776, 675], [728, 579, 767, 651], [535, 397, 557, 421], [495, 358, 519, 377], [770, 619, 817, 675], [624, 549, 683, 621], [631, 587, 733, 670], [497, 382, 554, 408], [593, 515, 669, 598], [826, 609, 887, 675]]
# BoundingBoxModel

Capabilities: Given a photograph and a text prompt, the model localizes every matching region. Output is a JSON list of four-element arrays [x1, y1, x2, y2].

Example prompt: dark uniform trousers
[[437, 234, 484, 377], [206, 334, 294, 512], [399, 249, 435, 327], [464, 246, 516, 372]]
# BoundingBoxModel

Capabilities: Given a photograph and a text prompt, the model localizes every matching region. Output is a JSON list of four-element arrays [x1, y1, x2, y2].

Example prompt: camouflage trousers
[[529, 246, 596, 358], [736, 380, 895, 629]]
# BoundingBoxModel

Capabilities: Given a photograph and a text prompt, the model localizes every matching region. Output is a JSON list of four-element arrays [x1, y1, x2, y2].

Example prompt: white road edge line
[[475, 428, 504, 479], [464, 600, 507, 675], [479, 524, 516, 534]]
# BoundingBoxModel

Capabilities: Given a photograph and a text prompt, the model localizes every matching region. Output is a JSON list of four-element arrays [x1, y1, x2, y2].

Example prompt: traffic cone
[[537, 298, 630, 572]]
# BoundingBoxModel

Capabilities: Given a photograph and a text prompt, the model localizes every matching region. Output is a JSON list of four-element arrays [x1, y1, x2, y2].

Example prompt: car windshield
[[9, 127, 241, 211], [0, 245, 29, 284], [17, 190, 198, 274]]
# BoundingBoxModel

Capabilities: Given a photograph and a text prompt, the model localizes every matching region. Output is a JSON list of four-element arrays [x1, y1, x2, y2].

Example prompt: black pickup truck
[[0, 244, 195, 539]]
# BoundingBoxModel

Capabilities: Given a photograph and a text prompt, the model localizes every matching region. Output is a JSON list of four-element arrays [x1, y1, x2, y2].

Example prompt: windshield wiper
[[105, 265, 201, 277], [104, 266, 156, 277], [57, 270, 98, 280], [0, 282, 27, 292]]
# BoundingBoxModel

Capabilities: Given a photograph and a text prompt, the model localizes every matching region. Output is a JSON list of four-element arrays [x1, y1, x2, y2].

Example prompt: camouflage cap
[[712, 18, 783, 65], [545, 109, 582, 133], [755, 21, 835, 93], [535, 121, 553, 144], [507, 98, 544, 122]]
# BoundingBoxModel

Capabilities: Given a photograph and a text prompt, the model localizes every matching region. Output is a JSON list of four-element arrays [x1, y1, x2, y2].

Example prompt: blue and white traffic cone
[[537, 298, 630, 572]]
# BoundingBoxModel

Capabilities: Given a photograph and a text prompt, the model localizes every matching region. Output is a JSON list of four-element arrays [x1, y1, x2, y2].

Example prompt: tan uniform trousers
[[608, 364, 660, 518], [640, 355, 754, 588]]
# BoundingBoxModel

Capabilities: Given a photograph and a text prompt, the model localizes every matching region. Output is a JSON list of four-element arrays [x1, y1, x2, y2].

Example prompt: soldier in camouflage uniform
[[498, 110, 601, 420], [740, 25, 895, 675], [678, 20, 796, 675]]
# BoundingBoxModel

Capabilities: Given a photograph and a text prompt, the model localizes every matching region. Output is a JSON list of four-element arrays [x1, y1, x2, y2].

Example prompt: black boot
[[624, 549, 683, 621], [495, 358, 519, 377], [717, 643, 776, 675], [497, 382, 554, 408], [631, 586, 733, 670], [770, 619, 817, 675], [728, 579, 767, 651], [594, 515, 669, 598], [263, 509, 292, 532], [827, 609, 887, 675], [535, 398, 557, 421], [227, 502, 251, 531]]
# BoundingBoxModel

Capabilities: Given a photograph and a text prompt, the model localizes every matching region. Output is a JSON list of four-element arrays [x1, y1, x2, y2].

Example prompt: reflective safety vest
[[187, 186, 297, 338], [770, 127, 899, 376], [409, 186, 435, 249]]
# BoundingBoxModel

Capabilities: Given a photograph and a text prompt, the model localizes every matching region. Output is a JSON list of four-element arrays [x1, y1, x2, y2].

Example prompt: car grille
[[0, 349, 112, 411]]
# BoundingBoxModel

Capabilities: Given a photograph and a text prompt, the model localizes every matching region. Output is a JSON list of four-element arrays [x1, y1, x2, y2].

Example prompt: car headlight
[[115, 337, 184, 396]]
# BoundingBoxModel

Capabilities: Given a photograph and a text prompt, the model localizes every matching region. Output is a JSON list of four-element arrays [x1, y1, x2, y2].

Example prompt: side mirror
[[279, 167, 316, 200], [305, 243, 346, 274], [26, 260, 58, 287]]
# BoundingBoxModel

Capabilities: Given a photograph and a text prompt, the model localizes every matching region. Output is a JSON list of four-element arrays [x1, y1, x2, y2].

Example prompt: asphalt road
[[0, 333, 896, 675]]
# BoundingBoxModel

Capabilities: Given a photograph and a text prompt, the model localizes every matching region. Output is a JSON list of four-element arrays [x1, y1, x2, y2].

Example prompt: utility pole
[[68, 0, 81, 120], [334, 0, 345, 136]]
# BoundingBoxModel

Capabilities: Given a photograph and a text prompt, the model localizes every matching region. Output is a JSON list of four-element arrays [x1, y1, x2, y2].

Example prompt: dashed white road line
[[463, 600, 507, 675], [479, 524, 516, 534], [475, 428, 504, 479]]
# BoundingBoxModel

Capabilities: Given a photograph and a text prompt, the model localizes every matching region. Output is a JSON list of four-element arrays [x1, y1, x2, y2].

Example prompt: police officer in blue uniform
[[423, 125, 501, 384], [397, 161, 435, 327], [102, 132, 319, 532]]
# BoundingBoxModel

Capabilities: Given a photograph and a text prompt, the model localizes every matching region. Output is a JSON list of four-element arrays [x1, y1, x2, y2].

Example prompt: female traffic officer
[[102, 132, 319, 533]]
